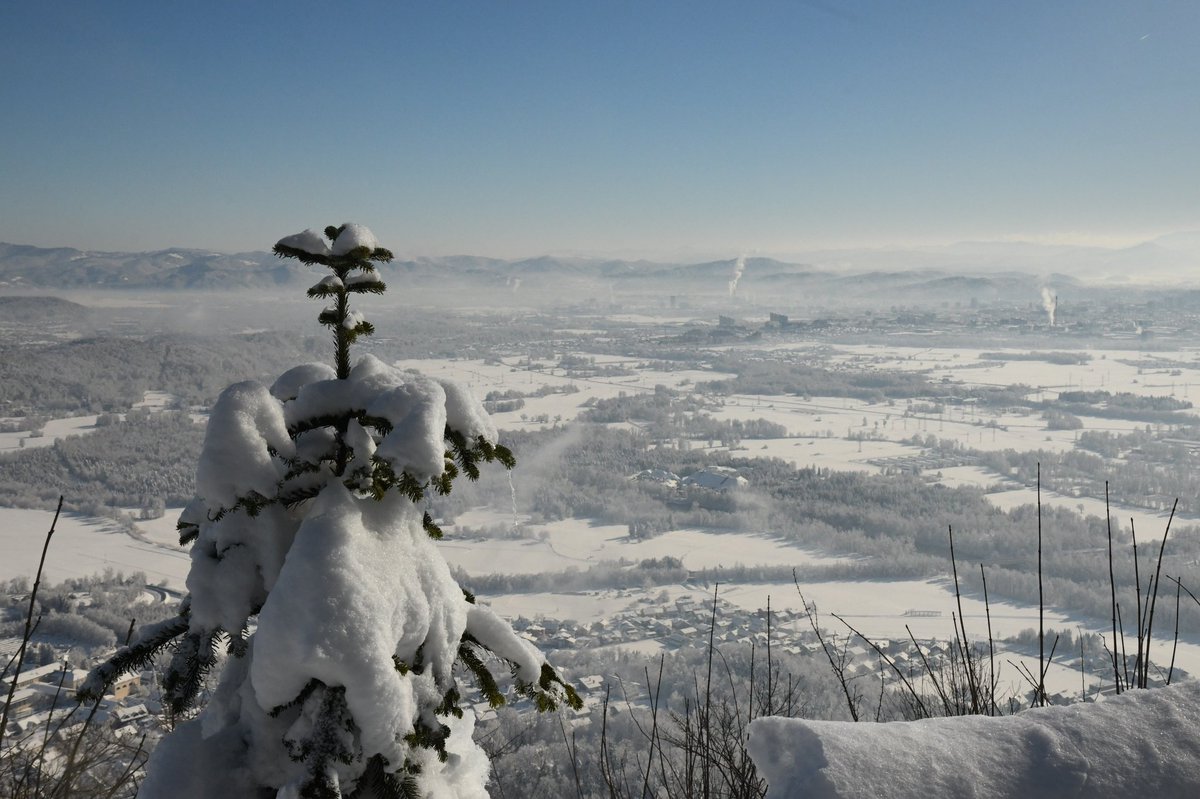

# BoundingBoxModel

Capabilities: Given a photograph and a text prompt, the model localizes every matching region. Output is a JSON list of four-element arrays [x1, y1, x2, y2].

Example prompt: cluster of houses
[[497, 593, 1082, 716], [510, 593, 808, 654], [631, 466, 748, 491], [0, 646, 155, 748], [5, 593, 1083, 742]]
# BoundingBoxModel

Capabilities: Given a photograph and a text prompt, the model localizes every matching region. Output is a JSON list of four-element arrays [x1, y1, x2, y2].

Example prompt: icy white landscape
[[6, 247, 1200, 796]]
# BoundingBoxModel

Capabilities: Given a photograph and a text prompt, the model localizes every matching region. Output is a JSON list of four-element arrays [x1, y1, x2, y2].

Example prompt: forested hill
[[0, 332, 325, 413], [0, 243, 292, 289], [0, 295, 91, 323]]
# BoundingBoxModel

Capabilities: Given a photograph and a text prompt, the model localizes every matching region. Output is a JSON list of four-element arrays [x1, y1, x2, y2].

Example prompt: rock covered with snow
[[747, 683, 1200, 799]]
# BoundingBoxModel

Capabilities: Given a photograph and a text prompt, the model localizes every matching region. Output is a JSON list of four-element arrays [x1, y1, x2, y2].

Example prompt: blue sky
[[1, 1, 1196, 258]]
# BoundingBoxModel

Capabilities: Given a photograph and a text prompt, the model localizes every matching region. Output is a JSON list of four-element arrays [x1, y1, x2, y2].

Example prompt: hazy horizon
[[4, 227, 1199, 268]]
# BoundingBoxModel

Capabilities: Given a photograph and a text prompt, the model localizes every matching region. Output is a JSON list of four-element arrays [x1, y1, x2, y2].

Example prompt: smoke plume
[[728, 256, 746, 297], [1041, 287, 1058, 327]]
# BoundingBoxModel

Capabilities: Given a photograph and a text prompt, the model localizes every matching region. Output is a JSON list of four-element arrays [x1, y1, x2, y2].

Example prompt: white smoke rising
[[1041, 287, 1058, 327], [728, 256, 746, 297]]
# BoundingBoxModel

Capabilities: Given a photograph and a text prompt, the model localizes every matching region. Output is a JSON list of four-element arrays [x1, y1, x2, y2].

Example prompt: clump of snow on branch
[[345, 269, 382, 287], [270, 363, 337, 402], [250, 485, 469, 768], [186, 504, 297, 633], [368, 378, 449, 480], [329, 222, 379, 255], [463, 603, 543, 685], [342, 309, 366, 330], [747, 681, 1200, 799], [311, 274, 343, 293], [275, 228, 331, 257], [195, 381, 294, 508], [439, 377, 499, 444]]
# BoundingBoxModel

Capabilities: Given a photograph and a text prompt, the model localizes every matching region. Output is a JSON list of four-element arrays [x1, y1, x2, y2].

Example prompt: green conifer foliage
[[83, 224, 579, 798]]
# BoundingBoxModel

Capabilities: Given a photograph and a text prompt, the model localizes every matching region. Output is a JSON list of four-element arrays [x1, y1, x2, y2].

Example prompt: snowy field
[[132, 390, 180, 410], [131, 507, 189, 548], [722, 437, 926, 474], [539, 518, 851, 571], [715, 394, 1091, 456], [828, 344, 1200, 407], [392, 355, 735, 432], [436, 536, 586, 575], [984, 486, 1195, 522], [0, 507, 190, 590], [483, 590, 636, 623], [440, 514, 851, 576], [715, 578, 1075, 642], [0, 414, 102, 453]]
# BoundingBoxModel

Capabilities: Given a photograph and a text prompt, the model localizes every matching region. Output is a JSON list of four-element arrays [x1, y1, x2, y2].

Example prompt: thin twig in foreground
[[0, 495, 63, 749]]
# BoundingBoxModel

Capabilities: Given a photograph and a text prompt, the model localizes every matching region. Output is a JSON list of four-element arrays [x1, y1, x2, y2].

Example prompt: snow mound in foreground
[[748, 682, 1200, 799]]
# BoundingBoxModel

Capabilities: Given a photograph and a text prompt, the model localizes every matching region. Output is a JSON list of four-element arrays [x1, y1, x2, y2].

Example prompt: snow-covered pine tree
[[82, 223, 580, 798]]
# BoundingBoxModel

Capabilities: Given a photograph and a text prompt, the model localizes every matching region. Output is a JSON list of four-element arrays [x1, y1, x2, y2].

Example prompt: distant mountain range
[[0, 242, 292, 290], [0, 235, 1196, 307], [790, 234, 1200, 285]]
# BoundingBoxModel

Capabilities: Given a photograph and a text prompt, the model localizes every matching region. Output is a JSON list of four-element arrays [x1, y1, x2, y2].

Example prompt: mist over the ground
[[2, 235, 1199, 318]]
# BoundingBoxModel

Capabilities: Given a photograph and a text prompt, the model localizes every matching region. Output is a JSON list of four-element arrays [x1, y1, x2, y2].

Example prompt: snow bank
[[748, 683, 1200, 799]]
